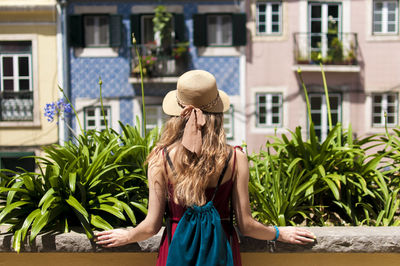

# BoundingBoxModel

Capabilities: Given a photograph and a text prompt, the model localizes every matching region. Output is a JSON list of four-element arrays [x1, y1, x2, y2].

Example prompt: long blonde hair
[[147, 113, 229, 207]]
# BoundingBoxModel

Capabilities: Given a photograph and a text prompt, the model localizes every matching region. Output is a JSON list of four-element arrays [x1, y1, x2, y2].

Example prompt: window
[[224, 105, 234, 139], [309, 94, 341, 141], [256, 93, 282, 127], [0, 41, 33, 121], [309, 3, 341, 58], [256, 2, 282, 35], [193, 13, 247, 46], [131, 13, 185, 45], [84, 106, 111, 131], [69, 14, 122, 47], [83, 15, 110, 47], [207, 15, 232, 45], [372, 93, 398, 127], [373, 1, 398, 34], [0, 152, 35, 177], [146, 105, 169, 132]]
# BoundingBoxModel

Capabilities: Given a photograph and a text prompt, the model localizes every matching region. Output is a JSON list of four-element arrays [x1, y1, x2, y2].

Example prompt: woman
[[95, 70, 316, 265]]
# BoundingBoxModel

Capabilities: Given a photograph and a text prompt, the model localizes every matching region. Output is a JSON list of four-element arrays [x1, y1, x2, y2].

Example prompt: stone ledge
[[1, 227, 400, 253]]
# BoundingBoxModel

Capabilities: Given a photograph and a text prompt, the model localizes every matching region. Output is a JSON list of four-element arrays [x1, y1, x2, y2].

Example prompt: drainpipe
[[239, 0, 247, 145], [56, 0, 70, 145]]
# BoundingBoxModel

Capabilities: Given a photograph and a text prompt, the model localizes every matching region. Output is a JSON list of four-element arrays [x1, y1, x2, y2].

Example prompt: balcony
[[0, 91, 33, 121], [293, 32, 360, 72], [129, 43, 189, 83]]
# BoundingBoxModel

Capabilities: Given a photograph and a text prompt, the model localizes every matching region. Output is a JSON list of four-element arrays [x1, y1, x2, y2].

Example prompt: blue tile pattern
[[68, 1, 242, 130]]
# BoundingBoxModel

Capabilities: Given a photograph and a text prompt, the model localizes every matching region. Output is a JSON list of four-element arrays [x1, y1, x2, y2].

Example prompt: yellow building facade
[[0, 0, 59, 171]]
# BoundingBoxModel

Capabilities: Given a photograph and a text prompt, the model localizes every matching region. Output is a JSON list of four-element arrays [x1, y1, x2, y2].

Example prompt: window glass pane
[[272, 4, 279, 12], [272, 116, 279, 124], [328, 5, 339, 18], [259, 25, 266, 33], [2, 57, 13, 76], [272, 106, 279, 114], [311, 5, 322, 18], [375, 2, 383, 11], [387, 115, 395, 124], [330, 97, 339, 109], [331, 113, 338, 124], [259, 14, 266, 22], [272, 95, 280, 104], [312, 113, 321, 123], [388, 24, 396, 32], [374, 23, 383, 32], [272, 25, 279, 32], [84, 17, 95, 45], [387, 105, 396, 114], [258, 95, 266, 104], [221, 16, 232, 44], [19, 80, 29, 91], [388, 2, 397, 11], [387, 94, 397, 103], [3, 80, 13, 91], [311, 97, 322, 109], [373, 95, 382, 103], [258, 4, 266, 13], [374, 106, 382, 113], [311, 21, 322, 33], [259, 106, 266, 114], [99, 16, 109, 45], [272, 14, 279, 23], [374, 13, 383, 22], [388, 13, 396, 22], [87, 109, 95, 117], [18, 57, 29, 76], [143, 16, 155, 44], [259, 116, 266, 124], [207, 16, 218, 45], [88, 120, 95, 126]]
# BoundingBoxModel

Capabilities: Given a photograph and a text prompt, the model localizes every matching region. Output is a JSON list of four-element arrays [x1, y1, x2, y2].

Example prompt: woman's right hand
[[277, 227, 316, 244]]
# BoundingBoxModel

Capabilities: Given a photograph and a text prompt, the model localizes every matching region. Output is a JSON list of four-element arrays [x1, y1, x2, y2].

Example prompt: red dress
[[156, 150, 242, 266]]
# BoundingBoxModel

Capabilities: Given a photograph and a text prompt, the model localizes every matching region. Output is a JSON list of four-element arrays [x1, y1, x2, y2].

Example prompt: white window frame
[[84, 105, 111, 131], [372, 93, 398, 127], [256, 2, 282, 35], [0, 54, 32, 93], [309, 93, 341, 141], [224, 105, 234, 139], [308, 2, 342, 59], [145, 105, 169, 132], [83, 15, 110, 47], [0, 36, 39, 127], [256, 93, 283, 128], [373, 0, 399, 34], [207, 14, 233, 46]]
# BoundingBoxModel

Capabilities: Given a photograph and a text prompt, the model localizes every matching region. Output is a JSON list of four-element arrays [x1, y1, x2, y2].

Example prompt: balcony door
[[309, 2, 341, 59]]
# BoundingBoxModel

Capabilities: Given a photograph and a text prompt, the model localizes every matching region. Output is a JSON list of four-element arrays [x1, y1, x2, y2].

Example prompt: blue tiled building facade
[[66, 1, 246, 143]]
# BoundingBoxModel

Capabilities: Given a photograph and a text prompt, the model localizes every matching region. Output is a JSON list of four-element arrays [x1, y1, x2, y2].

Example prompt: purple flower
[[44, 98, 73, 123]]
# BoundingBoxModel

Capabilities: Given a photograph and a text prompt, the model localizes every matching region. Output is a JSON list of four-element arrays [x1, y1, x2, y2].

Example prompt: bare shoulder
[[234, 147, 248, 166]]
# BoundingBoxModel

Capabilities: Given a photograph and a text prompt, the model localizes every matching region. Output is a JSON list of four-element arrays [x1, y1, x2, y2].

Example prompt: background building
[[0, 0, 59, 173], [63, 0, 247, 146], [245, 0, 400, 153]]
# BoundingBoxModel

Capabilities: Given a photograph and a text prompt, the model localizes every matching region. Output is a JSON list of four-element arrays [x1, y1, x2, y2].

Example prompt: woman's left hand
[[95, 229, 132, 248], [278, 227, 316, 244]]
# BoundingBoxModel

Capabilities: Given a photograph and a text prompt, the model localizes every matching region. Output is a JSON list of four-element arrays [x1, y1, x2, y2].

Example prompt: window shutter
[[130, 14, 141, 44], [232, 13, 247, 46], [69, 15, 84, 47], [193, 14, 207, 46], [110, 15, 122, 47], [174, 14, 186, 42]]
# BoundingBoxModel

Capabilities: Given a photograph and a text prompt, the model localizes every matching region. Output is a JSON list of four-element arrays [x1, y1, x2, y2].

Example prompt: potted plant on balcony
[[132, 55, 157, 77]]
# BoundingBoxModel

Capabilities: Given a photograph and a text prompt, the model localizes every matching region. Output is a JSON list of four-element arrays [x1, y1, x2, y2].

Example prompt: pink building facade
[[245, 0, 400, 153]]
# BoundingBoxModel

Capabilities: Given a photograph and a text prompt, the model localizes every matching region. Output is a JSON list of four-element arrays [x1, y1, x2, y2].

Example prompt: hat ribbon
[[180, 105, 206, 155]]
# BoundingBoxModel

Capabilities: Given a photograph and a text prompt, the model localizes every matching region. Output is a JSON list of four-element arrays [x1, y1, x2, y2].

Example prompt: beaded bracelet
[[273, 225, 279, 241]]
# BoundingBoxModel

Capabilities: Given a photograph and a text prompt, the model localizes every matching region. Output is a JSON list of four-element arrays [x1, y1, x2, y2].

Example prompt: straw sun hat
[[162, 70, 230, 116]]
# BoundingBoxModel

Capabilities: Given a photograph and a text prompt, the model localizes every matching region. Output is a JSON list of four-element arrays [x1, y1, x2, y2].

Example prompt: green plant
[[153, 5, 172, 48], [172, 42, 189, 59], [327, 37, 343, 64]]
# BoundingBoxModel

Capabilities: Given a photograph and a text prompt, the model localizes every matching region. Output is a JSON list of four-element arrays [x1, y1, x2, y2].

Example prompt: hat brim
[[162, 89, 230, 116]]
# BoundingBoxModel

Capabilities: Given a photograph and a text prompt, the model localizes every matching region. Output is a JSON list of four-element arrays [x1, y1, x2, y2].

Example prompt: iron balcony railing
[[131, 43, 189, 78], [0, 91, 33, 121], [293, 32, 358, 66]]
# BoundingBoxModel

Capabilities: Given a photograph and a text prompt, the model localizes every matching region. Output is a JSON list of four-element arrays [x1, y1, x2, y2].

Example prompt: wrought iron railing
[[0, 91, 33, 121], [293, 32, 358, 65], [131, 43, 189, 78]]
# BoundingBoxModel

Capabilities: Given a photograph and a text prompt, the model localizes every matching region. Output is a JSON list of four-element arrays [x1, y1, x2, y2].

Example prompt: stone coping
[[1, 227, 400, 253]]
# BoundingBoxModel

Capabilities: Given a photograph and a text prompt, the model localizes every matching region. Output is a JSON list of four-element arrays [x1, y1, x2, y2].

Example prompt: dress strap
[[163, 147, 176, 175], [210, 148, 233, 202]]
